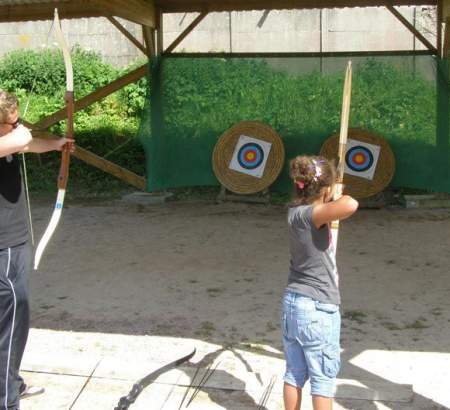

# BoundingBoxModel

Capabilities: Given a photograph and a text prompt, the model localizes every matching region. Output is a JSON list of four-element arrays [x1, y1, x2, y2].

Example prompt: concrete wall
[[0, 17, 144, 67], [164, 7, 435, 53], [0, 7, 436, 67]]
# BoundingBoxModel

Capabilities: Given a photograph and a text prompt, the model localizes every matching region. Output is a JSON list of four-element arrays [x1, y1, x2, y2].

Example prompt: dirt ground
[[27, 197, 450, 409]]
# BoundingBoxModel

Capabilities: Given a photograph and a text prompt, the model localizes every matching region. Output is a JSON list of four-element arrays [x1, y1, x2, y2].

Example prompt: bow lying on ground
[[115, 348, 196, 410], [34, 8, 74, 270], [330, 61, 352, 253]]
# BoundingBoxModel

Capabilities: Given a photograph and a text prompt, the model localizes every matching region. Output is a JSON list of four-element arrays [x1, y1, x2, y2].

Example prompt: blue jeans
[[281, 290, 341, 398]]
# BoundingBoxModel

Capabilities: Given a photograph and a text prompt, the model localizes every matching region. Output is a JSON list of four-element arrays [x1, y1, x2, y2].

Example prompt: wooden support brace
[[165, 11, 208, 53], [34, 64, 148, 130], [387, 4, 439, 55], [108, 16, 148, 55], [28, 126, 147, 191]]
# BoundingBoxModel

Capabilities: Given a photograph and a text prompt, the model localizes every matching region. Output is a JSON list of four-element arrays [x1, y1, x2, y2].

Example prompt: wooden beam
[[165, 11, 208, 53], [157, 0, 437, 13], [445, 0, 450, 18], [34, 64, 148, 130], [156, 8, 164, 56], [438, 0, 443, 56], [93, 0, 155, 27], [162, 50, 435, 58], [107, 16, 148, 55], [445, 17, 450, 57], [72, 145, 147, 191], [28, 127, 147, 191], [0, 1, 102, 22], [387, 4, 438, 55], [142, 25, 156, 57]]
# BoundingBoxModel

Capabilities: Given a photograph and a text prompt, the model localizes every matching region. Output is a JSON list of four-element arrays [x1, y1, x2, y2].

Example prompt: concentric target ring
[[237, 143, 264, 170], [345, 145, 374, 172]]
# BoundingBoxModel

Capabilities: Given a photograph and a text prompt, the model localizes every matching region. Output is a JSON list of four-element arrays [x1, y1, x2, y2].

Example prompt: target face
[[229, 135, 272, 178], [346, 146, 374, 172], [237, 143, 264, 170], [344, 139, 380, 180]]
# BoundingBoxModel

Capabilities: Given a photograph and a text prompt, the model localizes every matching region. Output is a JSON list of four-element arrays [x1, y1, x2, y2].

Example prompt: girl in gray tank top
[[282, 155, 358, 410]]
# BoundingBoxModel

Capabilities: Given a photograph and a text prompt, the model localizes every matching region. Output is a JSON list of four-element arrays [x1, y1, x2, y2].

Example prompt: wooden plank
[[34, 64, 148, 130], [0, 0, 438, 22], [387, 4, 438, 55], [165, 11, 208, 53], [72, 145, 147, 191], [162, 50, 435, 58], [28, 127, 147, 191], [93, 0, 155, 27], [445, 0, 450, 17], [156, 0, 437, 13], [107, 16, 148, 55]]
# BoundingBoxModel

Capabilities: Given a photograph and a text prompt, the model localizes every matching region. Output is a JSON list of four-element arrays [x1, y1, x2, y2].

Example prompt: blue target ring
[[237, 143, 264, 170], [346, 145, 374, 172]]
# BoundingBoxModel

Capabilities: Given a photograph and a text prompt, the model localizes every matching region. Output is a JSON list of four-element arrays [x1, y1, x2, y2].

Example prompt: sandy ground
[[25, 197, 450, 409]]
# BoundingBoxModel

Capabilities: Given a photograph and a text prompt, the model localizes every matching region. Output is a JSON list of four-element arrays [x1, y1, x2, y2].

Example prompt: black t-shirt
[[0, 154, 29, 249]]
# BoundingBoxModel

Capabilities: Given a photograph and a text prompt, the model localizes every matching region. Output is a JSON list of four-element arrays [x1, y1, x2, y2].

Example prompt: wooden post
[[156, 8, 163, 56], [142, 25, 156, 57], [436, 12, 449, 191]]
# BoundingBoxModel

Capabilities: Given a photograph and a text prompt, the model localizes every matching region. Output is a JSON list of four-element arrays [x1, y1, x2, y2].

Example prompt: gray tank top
[[286, 204, 340, 305]]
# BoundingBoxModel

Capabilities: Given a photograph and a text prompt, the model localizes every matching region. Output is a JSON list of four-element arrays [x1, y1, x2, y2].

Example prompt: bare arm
[[0, 125, 33, 157], [22, 136, 70, 154], [0, 124, 73, 157], [312, 195, 359, 229]]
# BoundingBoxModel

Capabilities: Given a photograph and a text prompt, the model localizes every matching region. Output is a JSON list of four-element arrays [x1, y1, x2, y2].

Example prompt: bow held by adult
[[34, 8, 75, 270]]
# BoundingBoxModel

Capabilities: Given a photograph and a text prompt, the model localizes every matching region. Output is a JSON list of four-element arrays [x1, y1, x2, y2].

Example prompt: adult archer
[[0, 90, 73, 410]]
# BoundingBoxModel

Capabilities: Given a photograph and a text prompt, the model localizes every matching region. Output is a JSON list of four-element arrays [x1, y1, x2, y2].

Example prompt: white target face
[[345, 139, 380, 180], [229, 135, 272, 178]]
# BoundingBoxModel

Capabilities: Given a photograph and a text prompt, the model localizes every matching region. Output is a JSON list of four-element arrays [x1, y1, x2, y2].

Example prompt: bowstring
[[21, 17, 55, 247]]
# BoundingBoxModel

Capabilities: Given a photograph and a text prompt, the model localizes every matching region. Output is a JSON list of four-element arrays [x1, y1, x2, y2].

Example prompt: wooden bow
[[34, 9, 74, 270], [330, 61, 352, 254]]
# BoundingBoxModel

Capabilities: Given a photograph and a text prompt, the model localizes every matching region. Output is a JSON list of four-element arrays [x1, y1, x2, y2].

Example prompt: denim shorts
[[281, 290, 341, 397]]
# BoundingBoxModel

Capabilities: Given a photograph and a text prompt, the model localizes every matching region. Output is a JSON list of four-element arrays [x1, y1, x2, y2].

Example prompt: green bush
[[0, 48, 148, 196]]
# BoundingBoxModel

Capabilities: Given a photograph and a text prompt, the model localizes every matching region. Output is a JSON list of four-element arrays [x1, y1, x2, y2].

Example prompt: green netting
[[138, 54, 450, 194]]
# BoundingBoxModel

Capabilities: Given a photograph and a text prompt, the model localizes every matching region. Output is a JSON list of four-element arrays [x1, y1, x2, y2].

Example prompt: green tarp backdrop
[[138, 54, 450, 194]]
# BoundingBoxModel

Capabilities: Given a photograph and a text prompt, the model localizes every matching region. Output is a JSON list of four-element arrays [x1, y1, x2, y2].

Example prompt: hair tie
[[295, 181, 305, 190], [312, 159, 322, 181]]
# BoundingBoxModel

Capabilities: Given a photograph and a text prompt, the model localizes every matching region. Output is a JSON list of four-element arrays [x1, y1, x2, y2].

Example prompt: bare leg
[[312, 395, 333, 410], [283, 382, 302, 410]]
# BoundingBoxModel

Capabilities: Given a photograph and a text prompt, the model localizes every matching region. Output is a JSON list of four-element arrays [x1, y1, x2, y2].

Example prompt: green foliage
[[0, 48, 148, 196], [0, 47, 116, 97]]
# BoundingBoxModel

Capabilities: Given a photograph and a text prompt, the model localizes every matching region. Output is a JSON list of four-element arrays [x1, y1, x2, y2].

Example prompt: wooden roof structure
[[0, 0, 440, 25]]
